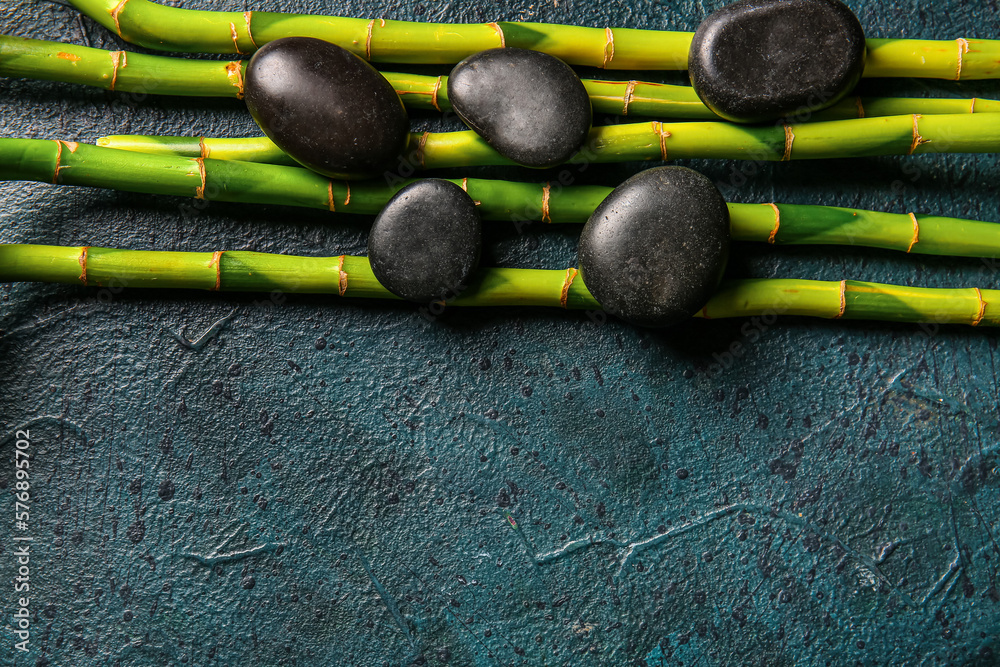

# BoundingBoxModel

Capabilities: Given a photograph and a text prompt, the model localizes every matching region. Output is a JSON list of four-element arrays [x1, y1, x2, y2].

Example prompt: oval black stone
[[447, 48, 592, 168], [244, 36, 409, 178], [688, 0, 866, 123], [368, 179, 482, 304], [577, 167, 730, 328]]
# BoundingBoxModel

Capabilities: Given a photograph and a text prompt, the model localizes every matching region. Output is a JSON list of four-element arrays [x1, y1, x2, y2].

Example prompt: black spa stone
[[368, 180, 482, 304], [577, 167, 730, 328], [447, 48, 592, 168], [688, 0, 866, 123], [244, 36, 409, 178]]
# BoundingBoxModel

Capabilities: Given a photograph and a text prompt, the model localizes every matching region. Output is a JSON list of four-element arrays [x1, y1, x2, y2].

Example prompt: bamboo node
[[344, 182, 351, 206], [765, 203, 780, 244], [337, 255, 348, 296], [701, 304, 711, 320], [970, 98, 978, 114], [327, 181, 336, 212], [781, 123, 795, 161], [559, 267, 578, 308], [416, 131, 430, 168], [52, 140, 76, 184], [209, 251, 225, 291], [855, 96, 865, 119], [906, 213, 920, 253], [833, 280, 847, 319], [955, 38, 970, 81], [225, 61, 245, 99], [78, 246, 90, 285], [652, 121, 670, 161], [972, 288, 987, 326], [602, 27, 616, 68], [109, 50, 127, 91], [909, 114, 927, 154], [364, 19, 386, 60], [430, 75, 443, 112], [488, 22, 506, 48], [541, 182, 552, 223], [109, 0, 130, 37], [244, 11, 258, 50], [622, 80, 637, 116], [460, 177, 468, 192], [194, 157, 207, 199], [229, 22, 242, 55], [198, 136, 210, 159]]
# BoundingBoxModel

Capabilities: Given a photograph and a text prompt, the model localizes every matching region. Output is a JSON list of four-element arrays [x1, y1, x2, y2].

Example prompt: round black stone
[[447, 48, 592, 168], [244, 36, 409, 178], [368, 180, 482, 304], [688, 0, 866, 123], [577, 167, 730, 328]]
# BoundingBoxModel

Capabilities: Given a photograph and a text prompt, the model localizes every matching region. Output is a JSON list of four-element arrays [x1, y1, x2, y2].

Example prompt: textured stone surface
[[578, 167, 730, 327], [369, 179, 482, 303], [245, 36, 409, 178], [448, 48, 592, 168], [689, 0, 867, 123], [1, 0, 1000, 665]]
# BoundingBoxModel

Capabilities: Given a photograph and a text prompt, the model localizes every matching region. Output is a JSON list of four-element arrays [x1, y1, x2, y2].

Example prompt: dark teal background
[[2, 1, 999, 665]]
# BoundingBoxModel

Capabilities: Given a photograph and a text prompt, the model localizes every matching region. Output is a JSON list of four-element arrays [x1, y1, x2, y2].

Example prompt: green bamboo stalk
[[1, 243, 996, 327], [65, 0, 1000, 81], [99, 112, 1000, 171], [4, 137, 1000, 259], [5, 35, 998, 121]]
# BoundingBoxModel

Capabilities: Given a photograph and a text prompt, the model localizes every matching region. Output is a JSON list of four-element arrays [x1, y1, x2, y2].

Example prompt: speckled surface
[[1, 1, 999, 665]]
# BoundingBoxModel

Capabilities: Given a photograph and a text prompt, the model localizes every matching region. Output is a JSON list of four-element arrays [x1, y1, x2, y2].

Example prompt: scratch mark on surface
[[919, 553, 962, 608], [356, 548, 416, 649], [165, 308, 237, 351], [515, 501, 918, 607], [178, 542, 285, 566]]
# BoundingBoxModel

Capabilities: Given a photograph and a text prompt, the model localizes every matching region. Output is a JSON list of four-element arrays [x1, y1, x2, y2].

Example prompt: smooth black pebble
[[448, 48, 592, 168], [368, 180, 481, 304], [577, 167, 730, 328], [688, 0, 866, 123], [244, 36, 409, 178]]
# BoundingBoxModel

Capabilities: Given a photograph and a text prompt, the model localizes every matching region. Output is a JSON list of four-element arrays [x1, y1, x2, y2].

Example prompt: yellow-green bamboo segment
[[99, 112, 1000, 171], [1, 244, 997, 327], [65, 0, 1000, 80], [5, 35, 999, 120], [4, 137, 1000, 259]]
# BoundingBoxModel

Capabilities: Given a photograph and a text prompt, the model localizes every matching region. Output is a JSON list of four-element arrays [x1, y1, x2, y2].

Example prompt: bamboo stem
[[1, 243, 996, 327], [99, 112, 1000, 171], [5, 35, 998, 121], [64, 0, 1000, 80], [3, 138, 1000, 259]]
